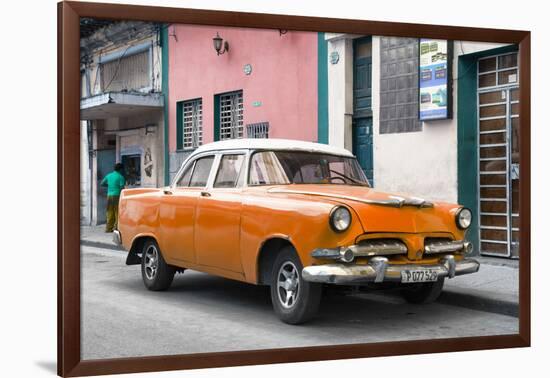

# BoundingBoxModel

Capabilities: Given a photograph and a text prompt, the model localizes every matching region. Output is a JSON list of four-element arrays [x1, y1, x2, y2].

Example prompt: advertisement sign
[[419, 39, 453, 121]]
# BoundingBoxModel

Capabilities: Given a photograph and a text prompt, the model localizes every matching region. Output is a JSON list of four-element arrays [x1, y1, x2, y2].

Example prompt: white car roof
[[191, 138, 354, 157]]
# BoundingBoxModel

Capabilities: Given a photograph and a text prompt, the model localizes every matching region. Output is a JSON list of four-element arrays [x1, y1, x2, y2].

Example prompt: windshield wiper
[[329, 169, 369, 186]]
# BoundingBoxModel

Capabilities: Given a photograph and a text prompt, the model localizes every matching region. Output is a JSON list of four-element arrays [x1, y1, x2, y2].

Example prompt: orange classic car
[[114, 139, 479, 324]]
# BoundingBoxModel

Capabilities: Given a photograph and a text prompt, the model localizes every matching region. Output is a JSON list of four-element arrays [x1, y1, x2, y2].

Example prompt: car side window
[[249, 151, 290, 185], [214, 154, 245, 188], [176, 162, 194, 187], [189, 156, 215, 187]]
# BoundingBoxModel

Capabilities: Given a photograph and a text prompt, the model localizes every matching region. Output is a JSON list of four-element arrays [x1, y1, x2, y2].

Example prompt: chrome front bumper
[[302, 255, 480, 285], [112, 230, 122, 245]]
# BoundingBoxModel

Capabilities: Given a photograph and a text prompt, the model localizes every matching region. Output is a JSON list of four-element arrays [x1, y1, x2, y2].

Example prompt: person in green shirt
[[100, 163, 126, 233]]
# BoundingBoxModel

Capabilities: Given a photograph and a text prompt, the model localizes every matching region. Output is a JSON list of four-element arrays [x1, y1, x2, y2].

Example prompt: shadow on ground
[[35, 361, 56, 374]]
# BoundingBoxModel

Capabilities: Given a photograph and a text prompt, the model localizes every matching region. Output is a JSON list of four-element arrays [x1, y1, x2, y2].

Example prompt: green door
[[352, 37, 373, 185]]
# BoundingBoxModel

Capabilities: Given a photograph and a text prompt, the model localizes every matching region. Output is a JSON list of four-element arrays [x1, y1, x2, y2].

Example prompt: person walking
[[100, 163, 126, 233]]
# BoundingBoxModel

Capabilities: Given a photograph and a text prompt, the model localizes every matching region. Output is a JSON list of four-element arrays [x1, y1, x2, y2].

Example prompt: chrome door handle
[[200, 191, 211, 197]]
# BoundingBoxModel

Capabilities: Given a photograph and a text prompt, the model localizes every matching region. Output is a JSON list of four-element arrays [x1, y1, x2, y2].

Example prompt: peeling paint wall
[[81, 22, 162, 97], [80, 21, 166, 225], [99, 111, 165, 188]]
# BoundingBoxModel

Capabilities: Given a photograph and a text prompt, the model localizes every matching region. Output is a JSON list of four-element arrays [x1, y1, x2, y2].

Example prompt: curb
[[438, 290, 518, 318], [81, 240, 125, 251]]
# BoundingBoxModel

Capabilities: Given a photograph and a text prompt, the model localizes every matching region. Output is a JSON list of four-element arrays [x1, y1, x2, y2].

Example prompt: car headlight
[[330, 206, 352, 232], [456, 207, 472, 229]]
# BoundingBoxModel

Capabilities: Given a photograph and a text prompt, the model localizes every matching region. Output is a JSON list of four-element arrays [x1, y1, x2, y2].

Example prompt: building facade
[[166, 25, 325, 182], [324, 34, 519, 258], [80, 21, 166, 225], [81, 21, 520, 259]]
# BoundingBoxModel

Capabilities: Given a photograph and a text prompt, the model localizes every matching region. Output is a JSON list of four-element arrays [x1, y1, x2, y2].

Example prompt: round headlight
[[456, 208, 472, 229], [330, 206, 352, 232]]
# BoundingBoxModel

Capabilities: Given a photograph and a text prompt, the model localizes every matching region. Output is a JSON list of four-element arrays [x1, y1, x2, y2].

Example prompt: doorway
[[121, 154, 142, 187], [352, 37, 373, 185], [96, 149, 116, 224], [477, 52, 519, 258]]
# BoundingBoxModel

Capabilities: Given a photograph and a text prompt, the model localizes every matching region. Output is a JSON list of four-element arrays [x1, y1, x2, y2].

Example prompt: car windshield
[[249, 150, 370, 186]]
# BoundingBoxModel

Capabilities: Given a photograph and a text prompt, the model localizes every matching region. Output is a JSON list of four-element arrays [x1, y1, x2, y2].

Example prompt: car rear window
[[189, 156, 214, 187], [214, 154, 245, 188]]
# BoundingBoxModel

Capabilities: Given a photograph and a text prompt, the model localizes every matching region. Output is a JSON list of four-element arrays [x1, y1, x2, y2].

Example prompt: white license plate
[[401, 269, 439, 283]]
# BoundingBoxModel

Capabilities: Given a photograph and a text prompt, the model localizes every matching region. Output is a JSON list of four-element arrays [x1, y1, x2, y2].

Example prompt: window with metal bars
[[101, 50, 151, 92], [180, 99, 202, 149], [218, 91, 244, 140], [246, 122, 269, 138]]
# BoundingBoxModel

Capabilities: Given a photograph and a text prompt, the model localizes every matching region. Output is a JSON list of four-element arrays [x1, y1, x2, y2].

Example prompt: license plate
[[401, 269, 438, 283]]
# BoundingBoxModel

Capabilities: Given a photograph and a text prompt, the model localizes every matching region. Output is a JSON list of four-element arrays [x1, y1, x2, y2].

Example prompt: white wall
[[80, 121, 91, 225], [372, 39, 509, 203], [327, 34, 355, 151]]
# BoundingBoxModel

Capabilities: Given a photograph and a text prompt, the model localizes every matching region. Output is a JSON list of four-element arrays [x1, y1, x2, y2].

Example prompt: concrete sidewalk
[[81, 225, 124, 251], [80, 225, 519, 316]]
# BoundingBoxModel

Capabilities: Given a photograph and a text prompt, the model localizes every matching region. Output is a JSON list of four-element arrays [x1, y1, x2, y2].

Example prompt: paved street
[[81, 245, 518, 360]]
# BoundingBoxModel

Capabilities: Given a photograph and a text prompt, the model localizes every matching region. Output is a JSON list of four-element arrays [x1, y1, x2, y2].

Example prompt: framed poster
[[419, 39, 453, 121], [58, 1, 531, 377]]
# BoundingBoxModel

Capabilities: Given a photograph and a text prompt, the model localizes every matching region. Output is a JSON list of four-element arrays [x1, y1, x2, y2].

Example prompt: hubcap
[[277, 261, 300, 309], [144, 245, 159, 280]]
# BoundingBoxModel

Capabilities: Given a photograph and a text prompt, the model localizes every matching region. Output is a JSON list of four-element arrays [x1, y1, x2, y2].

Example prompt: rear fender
[[126, 233, 158, 265]]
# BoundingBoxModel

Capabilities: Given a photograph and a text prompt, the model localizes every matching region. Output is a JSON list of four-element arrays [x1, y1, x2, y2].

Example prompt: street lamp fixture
[[213, 32, 229, 55]]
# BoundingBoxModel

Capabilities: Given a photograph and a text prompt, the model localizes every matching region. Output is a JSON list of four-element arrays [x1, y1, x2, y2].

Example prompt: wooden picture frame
[[58, 1, 531, 376]]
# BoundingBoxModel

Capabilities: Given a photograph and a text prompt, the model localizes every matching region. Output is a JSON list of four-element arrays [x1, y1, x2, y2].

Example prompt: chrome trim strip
[[302, 256, 480, 284], [424, 240, 466, 254], [350, 240, 408, 256], [311, 240, 408, 262]]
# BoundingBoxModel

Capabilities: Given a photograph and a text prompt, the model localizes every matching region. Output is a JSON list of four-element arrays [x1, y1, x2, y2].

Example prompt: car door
[[195, 152, 246, 273], [159, 155, 215, 264]]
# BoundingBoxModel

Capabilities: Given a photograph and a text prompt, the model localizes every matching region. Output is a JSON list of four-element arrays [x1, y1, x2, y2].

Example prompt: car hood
[[267, 185, 461, 234]]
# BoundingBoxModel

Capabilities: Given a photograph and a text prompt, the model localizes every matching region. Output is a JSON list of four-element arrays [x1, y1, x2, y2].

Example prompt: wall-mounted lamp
[[279, 29, 288, 36], [213, 32, 229, 55]]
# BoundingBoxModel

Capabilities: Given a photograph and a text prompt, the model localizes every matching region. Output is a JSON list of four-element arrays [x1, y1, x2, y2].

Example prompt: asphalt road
[[81, 245, 518, 360]]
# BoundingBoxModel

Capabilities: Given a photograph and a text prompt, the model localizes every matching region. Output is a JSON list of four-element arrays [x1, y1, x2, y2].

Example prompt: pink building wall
[[168, 24, 318, 152]]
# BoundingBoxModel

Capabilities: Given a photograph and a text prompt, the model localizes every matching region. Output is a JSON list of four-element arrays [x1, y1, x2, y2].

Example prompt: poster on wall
[[419, 39, 453, 121]]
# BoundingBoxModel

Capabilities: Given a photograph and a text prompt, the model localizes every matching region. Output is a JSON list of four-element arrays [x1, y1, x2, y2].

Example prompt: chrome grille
[[424, 238, 465, 254], [354, 239, 408, 256]]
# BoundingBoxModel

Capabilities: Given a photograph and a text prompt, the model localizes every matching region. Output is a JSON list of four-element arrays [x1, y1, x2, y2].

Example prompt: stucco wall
[[168, 25, 318, 152], [98, 111, 165, 188]]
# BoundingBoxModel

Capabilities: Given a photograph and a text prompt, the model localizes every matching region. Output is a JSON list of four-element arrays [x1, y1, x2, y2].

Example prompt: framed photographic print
[[58, 1, 531, 376]]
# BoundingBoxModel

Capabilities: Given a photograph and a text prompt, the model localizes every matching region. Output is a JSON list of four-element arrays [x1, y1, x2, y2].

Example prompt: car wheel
[[141, 239, 175, 291], [270, 246, 322, 324], [401, 277, 445, 304]]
